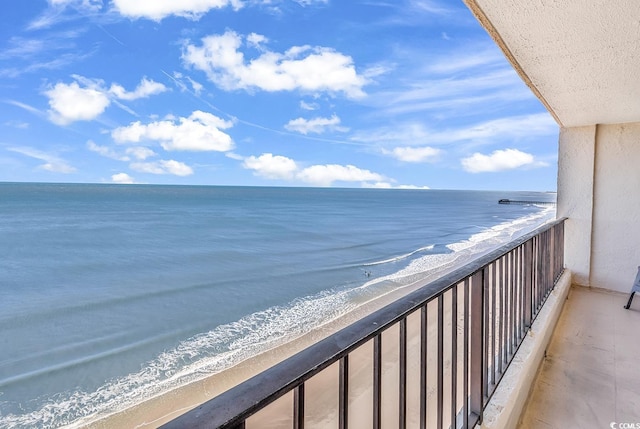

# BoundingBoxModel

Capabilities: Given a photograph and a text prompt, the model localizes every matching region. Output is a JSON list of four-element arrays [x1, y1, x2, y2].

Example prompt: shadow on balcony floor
[[518, 285, 640, 428]]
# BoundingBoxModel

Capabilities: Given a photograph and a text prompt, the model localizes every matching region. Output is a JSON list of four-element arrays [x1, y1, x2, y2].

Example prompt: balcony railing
[[162, 218, 566, 429]]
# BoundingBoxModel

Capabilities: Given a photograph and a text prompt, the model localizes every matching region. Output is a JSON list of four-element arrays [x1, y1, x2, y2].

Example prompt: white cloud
[[246, 33, 268, 48], [45, 81, 110, 125], [183, 31, 368, 98], [426, 48, 505, 75], [87, 140, 129, 161], [397, 184, 430, 189], [112, 111, 235, 152], [300, 101, 318, 111], [446, 114, 557, 143], [407, 0, 451, 15], [130, 159, 194, 176], [87, 141, 157, 163], [284, 114, 348, 135], [4, 120, 29, 129], [49, 0, 102, 9], [385, 146, 441, 163], [187, 77, 204, 95], [242, 153, 387, 187], [243, 153, 298, 180], [362, 63, 394, 80], [364, 182, 430, 190], [225, 152, 244, 160], [0, 38, 47, 60], [170, 72, 204, 95], [350, 122, 432, 146], [1, 52, 91, 79], [294, 0, 329, 5], [111, 0, 242, 21], [461, 148, 544, 173], [111, 172, 135, 184], [351, 114, 557, 147], [5, 100, 45, 118], [8, 146, 76, 173], [363, 41, 541, 120], [109, 77, 168, 100], [28, 1, 103, 30], [297, 164, 385, 187], [374, 69, 530, 117], [44, 76, 168, 125], [126, 146, 156, 160]]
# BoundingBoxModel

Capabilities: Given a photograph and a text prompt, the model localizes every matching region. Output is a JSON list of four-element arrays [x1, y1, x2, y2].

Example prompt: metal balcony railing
[[162, 218, 566, 429]]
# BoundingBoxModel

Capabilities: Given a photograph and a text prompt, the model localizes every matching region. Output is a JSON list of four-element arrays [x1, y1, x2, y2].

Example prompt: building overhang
[[464, 0, 640, 128]]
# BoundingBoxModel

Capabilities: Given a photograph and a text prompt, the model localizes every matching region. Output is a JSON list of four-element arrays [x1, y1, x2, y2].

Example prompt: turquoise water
[[0, 184, 555, 427]]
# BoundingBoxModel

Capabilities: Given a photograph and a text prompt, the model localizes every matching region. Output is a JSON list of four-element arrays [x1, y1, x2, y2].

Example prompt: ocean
[[0, 183, 556, 428]]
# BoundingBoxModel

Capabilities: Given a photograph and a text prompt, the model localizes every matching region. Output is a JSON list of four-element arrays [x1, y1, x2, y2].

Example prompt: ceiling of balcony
[[464, 0, 640, 128]]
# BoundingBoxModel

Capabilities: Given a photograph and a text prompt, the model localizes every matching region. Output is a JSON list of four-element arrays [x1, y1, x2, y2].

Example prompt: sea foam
[[0, 203, 556, 429]]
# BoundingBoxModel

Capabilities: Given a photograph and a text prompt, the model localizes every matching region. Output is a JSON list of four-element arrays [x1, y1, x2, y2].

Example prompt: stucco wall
[[590, 123, 640, 292], [558, 122, 640, 292], [557, 126, 595, 287]]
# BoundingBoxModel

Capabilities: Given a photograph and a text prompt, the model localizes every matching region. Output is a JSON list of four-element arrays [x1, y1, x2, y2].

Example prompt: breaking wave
[[0, 206, 556, 428]]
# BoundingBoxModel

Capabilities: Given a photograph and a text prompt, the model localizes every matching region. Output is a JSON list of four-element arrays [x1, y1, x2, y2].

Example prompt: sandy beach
[[75, 220, 533, 429], [76, 258, 479, 429], [78, 263, 466, 429]]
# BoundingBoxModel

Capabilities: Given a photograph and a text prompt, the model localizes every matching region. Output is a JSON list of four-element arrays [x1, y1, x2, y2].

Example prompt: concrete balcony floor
[[518, 285, 640, 428]]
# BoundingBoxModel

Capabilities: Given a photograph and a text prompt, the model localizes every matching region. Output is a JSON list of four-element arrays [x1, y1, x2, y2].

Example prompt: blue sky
[[0, 0, 559, 190]]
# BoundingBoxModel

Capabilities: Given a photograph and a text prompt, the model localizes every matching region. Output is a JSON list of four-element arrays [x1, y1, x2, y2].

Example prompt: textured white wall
[[590, 123, 640, 292], [464, 0, 640, 127], [558, 123, 640, 292], [557, 126, 596, 286]]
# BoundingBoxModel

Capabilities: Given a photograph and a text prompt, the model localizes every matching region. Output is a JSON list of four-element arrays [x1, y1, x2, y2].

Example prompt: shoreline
[[78, 265, 454, 429], [76, 210, 557, 428]]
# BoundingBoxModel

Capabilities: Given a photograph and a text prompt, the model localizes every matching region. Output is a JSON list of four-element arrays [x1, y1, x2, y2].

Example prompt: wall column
[[556, 125, 596, 287], [590, 123, 640, 292]]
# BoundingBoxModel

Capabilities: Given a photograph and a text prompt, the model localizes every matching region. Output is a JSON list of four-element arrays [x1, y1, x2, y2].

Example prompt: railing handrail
[[162, 217, 567, 428]]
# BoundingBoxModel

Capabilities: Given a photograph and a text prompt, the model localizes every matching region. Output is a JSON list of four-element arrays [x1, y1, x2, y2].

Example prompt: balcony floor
[[518, 285, 640, 428]]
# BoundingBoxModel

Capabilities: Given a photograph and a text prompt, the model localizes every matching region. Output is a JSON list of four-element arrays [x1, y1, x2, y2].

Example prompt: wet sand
[[77, 276, 436, 428], [77, 257, 475, 429]]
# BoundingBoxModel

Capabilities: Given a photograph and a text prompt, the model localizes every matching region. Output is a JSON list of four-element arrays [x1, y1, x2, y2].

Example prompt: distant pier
[[499, 199, 556, 206]]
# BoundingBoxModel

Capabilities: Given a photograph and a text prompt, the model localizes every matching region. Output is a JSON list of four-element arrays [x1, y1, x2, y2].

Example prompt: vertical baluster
[[437, 295, 444, 429], [540, 233, 544, 307], [510, 250, 516, 352], [514, 248, 520, 341], [548, 229, 553, 293], [508, 253, 512, 358], [470, 270, 484, 422], [560, 223, 564, 275], [552, 225, 556, 278], [420, 305, 427, 429], [399, 318, 407, 429], [531, 236, 536, 314], [543, 231, 547, 297], [498, 256, 504, 375], [294, 384, 304, 429], [490, 262, 496, 388], [374, 335, 382, 429], [483, 269, 490, 396], [463, 278, 470, 429], [553, 225, 562, 282], [524, 240, 532, 329], [523, 243, 527, 327], [560, 222, 565, 274], [451, 284, 458, 429], [518, 245, 524, 340], [534, 235, 540, 314], [339, 356, 349, 429]]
